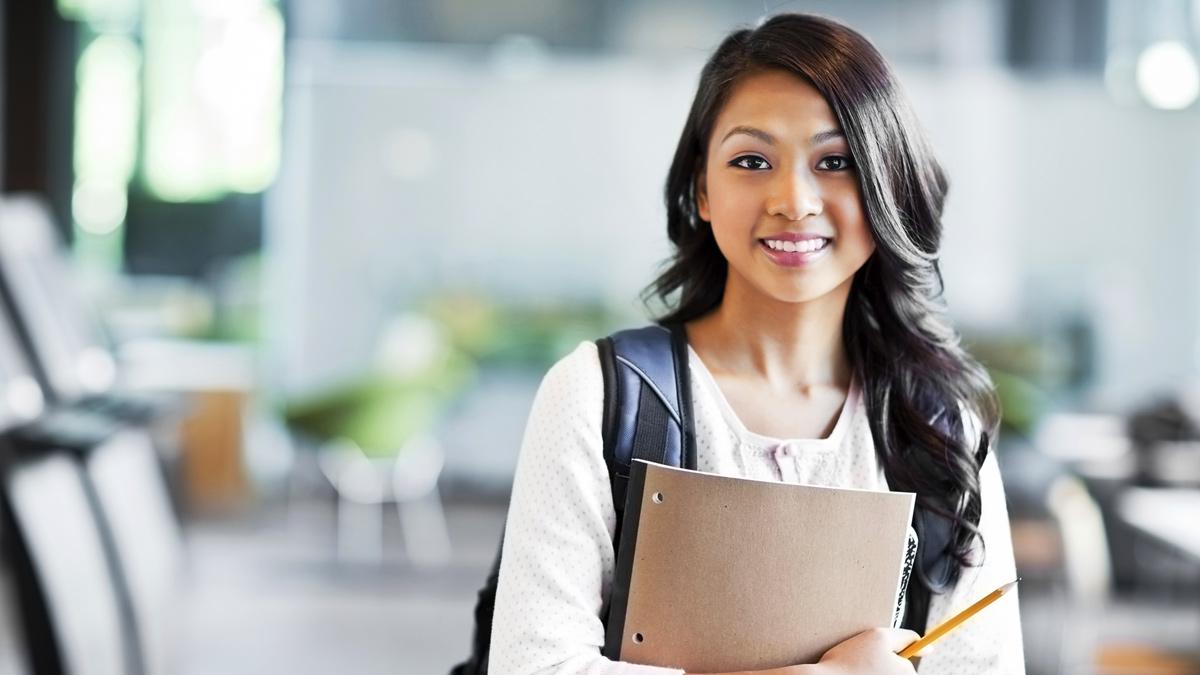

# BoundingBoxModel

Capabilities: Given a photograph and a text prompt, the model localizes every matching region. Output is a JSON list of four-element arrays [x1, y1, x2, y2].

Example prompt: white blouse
[[490, 340, 1025, 674]]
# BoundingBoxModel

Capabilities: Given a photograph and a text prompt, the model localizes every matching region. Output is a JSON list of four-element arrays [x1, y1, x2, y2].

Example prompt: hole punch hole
[[633, 632, 644, 644], [652, 492, 664, 504]]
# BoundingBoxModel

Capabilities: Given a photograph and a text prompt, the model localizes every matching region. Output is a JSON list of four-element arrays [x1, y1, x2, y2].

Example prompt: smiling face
[[696, 69, 875, 307]]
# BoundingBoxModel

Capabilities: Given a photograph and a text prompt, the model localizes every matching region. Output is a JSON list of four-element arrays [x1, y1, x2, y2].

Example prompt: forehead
[[711, 70, 840, 141]]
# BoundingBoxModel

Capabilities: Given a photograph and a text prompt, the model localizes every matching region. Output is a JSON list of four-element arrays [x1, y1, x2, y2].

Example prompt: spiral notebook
[[604, 459, 917, 673]]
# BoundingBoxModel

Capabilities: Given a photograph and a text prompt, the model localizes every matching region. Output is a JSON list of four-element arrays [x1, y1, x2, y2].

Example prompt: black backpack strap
[[598, 323, 697, 516], [671, 324, 697, 474], [901, 414, 989, 635]]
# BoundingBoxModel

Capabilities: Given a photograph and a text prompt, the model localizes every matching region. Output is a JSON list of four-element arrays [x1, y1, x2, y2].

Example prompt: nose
[[766, 170, 823, 221]]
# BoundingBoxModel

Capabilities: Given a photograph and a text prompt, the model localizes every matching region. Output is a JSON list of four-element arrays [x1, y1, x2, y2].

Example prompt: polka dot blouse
[[490, 341, 1025, 674]]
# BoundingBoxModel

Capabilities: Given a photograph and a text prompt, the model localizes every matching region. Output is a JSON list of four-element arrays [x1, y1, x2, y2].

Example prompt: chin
[[764, 284, 833, 305], [760, 270, 859, 304]]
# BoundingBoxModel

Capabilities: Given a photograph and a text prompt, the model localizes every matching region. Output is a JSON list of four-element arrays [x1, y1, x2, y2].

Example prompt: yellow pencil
[[897, 578, 1020, 659]]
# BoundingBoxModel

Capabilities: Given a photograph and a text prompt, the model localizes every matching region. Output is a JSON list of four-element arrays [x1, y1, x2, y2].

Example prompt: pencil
[[897, 578, 1020, 659]]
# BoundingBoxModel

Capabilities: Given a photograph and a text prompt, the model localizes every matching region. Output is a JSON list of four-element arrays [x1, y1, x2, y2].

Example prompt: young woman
[[490, 13, 1024, 675]]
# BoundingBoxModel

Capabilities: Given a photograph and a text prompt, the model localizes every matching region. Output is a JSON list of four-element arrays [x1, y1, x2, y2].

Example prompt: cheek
[[705, 183, 758, 253], [707, 178, 761, 235], [828, 194, 873, 248]]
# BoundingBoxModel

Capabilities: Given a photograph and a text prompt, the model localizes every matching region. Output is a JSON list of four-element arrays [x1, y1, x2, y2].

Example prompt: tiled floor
[[176, 496, 1199, 675]]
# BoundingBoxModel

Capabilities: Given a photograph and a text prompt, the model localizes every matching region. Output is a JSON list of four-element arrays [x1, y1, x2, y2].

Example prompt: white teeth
[[764, 238, 828, 253]]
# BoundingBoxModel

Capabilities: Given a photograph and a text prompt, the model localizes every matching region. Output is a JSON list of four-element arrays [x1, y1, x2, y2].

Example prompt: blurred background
[[0, 0, 1198, 673]]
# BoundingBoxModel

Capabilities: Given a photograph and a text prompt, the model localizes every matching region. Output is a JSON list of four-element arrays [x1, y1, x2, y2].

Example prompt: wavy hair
[[645, 13, 1001, 626]]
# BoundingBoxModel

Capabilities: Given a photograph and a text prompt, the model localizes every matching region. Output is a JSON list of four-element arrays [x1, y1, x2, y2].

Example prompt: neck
[[688, 270, 854, 393]]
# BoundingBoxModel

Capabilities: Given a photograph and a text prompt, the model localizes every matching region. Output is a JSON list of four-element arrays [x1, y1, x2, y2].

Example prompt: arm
[[914, 437, 1027, 674], [489, 342, 686, 675], [685, 627, 923, 675], [686, 662, 825, 667]]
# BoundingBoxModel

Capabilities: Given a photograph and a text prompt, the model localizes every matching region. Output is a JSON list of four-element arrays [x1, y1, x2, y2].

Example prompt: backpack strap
[[598, 323, 697, 518], [901, 417, 989, 635]]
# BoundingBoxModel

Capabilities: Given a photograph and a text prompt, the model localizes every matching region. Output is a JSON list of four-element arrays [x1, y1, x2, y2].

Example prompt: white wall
[[266, 42, 1200, 413], [265, 42, 696, 395], [909, 69, 1200, 409]]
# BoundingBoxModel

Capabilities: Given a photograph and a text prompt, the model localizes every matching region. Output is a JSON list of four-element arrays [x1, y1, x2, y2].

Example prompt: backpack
[[450, 323, 962, 674]]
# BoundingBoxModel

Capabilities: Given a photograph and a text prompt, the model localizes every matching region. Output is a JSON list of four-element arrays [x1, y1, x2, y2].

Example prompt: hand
[[684, 628, 918, 675], [814, 627, 918, 675]]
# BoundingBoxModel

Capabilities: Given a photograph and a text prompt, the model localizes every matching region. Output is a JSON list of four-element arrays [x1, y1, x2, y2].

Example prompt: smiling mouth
[[759, 237, 831, 253], [757, 237, 833, 268]]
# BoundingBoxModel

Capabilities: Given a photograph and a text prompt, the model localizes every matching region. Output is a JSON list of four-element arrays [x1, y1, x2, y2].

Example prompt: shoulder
[[527, 340, 605, 433], [509, 341, 611, 508], [539, 340, 602, 396]]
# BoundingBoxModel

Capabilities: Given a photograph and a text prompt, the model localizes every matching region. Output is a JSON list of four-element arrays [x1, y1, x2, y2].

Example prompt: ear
[[695, 170, 710, 222]]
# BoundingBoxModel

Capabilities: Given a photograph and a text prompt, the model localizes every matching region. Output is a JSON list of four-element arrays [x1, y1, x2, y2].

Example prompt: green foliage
[[281, 294, 624, 456], [423, 294, 620, 370], [281, 348, 473, 458]]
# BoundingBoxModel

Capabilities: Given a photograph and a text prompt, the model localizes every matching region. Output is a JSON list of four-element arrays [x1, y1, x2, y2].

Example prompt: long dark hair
[[647, 13, 1001, 617]]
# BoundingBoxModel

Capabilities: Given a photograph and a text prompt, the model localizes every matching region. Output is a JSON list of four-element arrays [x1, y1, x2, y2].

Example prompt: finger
[[885, 628, 921, 651]]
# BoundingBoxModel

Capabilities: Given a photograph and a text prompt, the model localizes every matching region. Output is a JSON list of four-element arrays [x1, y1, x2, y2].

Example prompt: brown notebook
[[604, 459, 916, 673]]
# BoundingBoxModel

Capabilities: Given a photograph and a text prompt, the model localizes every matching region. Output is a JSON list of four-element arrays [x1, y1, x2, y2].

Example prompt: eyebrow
[[720, 125, 845, 146]]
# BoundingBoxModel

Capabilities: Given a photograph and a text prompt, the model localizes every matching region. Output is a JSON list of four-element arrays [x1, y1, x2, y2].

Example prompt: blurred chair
[[284, 313, 469, 568], [0, 449, 131, 675], [0, 195, 186, 519], [318, 433, 451, 567], [0, 520, 32, 675], [1030, 413, 1200, 675], [83, 431, 185, 675], [0, 283, 183, 675], [1045, 474, 1112, 675], [2, 401, 185, 675], [0, 194, 178, 425], [392, 433, 452, 565]]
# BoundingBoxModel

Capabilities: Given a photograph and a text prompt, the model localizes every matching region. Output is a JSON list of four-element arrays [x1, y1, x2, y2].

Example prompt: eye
[[730, 155, 771, 170], [817, 155, 855, 171]]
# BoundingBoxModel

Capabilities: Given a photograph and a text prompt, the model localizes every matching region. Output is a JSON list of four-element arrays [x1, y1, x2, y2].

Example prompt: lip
[[759, 232, 833, 241], [758, 235, 833, 267]]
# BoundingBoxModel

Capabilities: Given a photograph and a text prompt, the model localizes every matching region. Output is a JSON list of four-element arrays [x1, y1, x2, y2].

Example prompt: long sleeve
[[489, 342, 686, 675], [915, 446, 1026, 674]]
